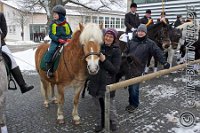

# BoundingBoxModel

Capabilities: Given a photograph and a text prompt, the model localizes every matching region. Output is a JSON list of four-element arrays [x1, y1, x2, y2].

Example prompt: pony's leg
[[50, 83, 57, 104], [81, 78, 89, 98], [56, 85, 65, 124], [72, 83, 84, 125], [167, 48, 175, 67], [145, 57, 151, 73], [40, 80, 51, 108], [153, 58, 158, 72]]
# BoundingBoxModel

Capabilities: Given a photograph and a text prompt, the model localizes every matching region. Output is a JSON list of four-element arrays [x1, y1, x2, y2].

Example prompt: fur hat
[[137, 24, 147, 33], [105, 28, 118, 39]]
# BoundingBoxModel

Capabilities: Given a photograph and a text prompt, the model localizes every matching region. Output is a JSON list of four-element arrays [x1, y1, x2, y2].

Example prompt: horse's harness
[[84, 52, 100, 59]]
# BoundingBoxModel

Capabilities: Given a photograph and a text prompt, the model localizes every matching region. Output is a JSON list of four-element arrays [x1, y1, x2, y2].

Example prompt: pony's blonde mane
[[80, 23, 103, 45]]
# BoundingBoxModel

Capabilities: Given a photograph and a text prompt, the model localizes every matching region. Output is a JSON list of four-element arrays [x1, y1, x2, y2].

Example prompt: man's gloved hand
[[131, 28, 136, 32], [163, 62, 170, 69], [58, 39, 66, 44]]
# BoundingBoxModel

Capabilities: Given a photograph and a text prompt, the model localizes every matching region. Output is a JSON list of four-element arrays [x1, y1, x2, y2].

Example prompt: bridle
[[84, 52, 100, 59]]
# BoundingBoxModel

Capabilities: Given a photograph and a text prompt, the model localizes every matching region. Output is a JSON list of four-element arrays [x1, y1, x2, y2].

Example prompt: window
[[85, 16, 91, 23], [110, 17, 115, 28], [99, 17, 104, 24], [132, 0, 162, 4], [105, 17, 109, 28], [13, 25, 16, 34], [132, 0, 146, 4], [147, 0, 162, 3], [92, 16, 97, 23], [116, 18, 120, 28], [121, 18, 125, 29], [13, 11, 15, 17], [8, 26, 12, 33]]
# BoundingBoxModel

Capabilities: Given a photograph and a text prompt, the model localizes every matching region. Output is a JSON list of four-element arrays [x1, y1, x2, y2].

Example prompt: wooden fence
[[105, 59, 200, 132]]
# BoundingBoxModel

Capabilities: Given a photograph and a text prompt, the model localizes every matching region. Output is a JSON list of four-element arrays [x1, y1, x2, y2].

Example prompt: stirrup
[[47, 69, 53, 78]]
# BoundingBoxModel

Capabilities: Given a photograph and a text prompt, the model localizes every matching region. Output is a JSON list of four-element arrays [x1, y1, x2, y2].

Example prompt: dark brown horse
[[35, 23, 103, 124]]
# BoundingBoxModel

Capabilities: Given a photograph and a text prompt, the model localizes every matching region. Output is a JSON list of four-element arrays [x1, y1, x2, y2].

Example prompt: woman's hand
[[100, 53, 106, 62]]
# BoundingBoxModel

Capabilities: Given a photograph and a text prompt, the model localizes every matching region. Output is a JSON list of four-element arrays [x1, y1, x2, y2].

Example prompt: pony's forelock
[[80, 23, 103, 45]]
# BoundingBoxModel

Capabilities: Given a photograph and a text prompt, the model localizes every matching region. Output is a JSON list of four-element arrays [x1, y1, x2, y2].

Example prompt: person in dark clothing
[[140, 9, 154, 27], [0, 12, 34, 93], [157, 11, 169, 24], [88, 28, 121, 132], [174, 15, 183, 27], [125, 24, 170, 113], [125, 2, 140, 33]]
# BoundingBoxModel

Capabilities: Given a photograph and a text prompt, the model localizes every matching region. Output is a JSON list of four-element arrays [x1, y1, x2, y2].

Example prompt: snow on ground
[[6, 40, 39, 45], [6, 41, 38, 71], [5, 41, 200, 133], [12, 49, 36, 71], [171, 123, 200, 133]]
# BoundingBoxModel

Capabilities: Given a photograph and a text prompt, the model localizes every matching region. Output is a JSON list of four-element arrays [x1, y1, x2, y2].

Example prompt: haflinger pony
[[0, 52, 8, 133], [35, 23, 103, 124]]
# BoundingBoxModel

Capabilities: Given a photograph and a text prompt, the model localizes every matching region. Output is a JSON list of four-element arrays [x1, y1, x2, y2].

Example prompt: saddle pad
[[40, 51, 61, 72]]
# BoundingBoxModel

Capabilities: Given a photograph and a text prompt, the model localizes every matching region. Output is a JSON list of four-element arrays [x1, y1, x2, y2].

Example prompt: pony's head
[[159, 24, 171, 49], [169, 25, 182, 49], [79, 23, 103, 75]]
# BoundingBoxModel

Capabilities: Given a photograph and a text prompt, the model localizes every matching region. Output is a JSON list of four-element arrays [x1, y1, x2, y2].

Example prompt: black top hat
[[146, 9, 151, 14], [130, 3, 137, 8]]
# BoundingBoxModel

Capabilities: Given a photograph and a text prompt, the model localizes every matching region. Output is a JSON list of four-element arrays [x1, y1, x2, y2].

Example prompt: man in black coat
[[0, 12, 34, 93], [125, 24, 170, 113], [88, 28, 121, 132], [125, 2, 140, 33], [174, 15, 183, 27], [140, 9, 154, 27]]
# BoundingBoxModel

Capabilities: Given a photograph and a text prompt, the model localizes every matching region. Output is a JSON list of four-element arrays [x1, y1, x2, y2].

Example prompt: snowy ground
[[4, 41, 200, 133]]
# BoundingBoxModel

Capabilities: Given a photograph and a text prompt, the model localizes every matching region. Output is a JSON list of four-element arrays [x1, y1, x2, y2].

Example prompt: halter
[[84, 52, 100, 59]]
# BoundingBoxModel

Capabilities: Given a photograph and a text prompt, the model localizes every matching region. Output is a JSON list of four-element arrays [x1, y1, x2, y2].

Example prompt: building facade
[[0, 1, 126, 41], [127, 0, 200, 23], [0, 0, 47, 41]]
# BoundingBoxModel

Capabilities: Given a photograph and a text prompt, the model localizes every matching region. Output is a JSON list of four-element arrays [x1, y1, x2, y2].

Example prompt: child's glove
[[58, 39, 66, 44]]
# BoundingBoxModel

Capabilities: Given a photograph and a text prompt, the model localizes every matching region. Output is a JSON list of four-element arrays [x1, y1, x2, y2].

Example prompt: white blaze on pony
[[80, 23, 103, 75]]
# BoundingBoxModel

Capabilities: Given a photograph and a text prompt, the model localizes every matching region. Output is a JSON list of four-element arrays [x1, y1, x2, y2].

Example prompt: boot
[[45, 62, 53, 78], [94, 119, 104, 132], [11, 66, 34, 93], [94, 98, 105, 132]]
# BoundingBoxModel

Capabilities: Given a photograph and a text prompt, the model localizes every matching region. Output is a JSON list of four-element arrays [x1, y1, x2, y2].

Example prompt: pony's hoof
[[44, 102, 49, 108], [73, 119, 80, 125], [57, 119, 65, 124], [52, 99, 58, 104]]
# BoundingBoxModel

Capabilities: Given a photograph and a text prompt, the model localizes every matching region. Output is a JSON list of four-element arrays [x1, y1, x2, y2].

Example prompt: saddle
[[40, 44, 64, 73]]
